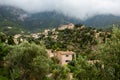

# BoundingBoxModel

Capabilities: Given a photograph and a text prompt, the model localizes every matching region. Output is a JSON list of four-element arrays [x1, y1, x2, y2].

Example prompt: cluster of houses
[[12, 23, 106, 66], [13, 23, 76, 44]]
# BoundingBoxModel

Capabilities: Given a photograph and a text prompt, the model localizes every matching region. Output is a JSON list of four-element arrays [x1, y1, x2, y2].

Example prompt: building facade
[[55, 51, 76, 65]]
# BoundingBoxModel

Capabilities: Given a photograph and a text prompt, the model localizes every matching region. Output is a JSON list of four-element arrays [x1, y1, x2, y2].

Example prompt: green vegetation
[[0, 25, 120, 80], [0, 20, 26, 35], [98, 27, 120, 80], [1, 5, 120, 80], [43, 26, 107, 55]]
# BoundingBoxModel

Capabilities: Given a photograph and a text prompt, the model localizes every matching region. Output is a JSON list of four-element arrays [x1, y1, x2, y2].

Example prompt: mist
[[0, 0, 120, 20]]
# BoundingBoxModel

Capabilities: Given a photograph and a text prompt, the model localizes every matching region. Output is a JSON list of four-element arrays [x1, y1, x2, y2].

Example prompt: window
[[66, 55, 69, 57], [65, 60, 70, 62]]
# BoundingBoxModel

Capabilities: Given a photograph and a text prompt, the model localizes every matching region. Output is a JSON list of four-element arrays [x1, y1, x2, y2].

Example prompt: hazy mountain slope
[[0, 5, 28, 21], [0, 6, 29, 35], [1, 5, 120, 32], [0, 5, 81, 31], [83, 15, 120, 28], [23, 12, 81, 30]]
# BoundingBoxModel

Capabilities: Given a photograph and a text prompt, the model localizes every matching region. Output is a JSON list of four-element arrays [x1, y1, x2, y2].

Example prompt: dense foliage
[[43, 26, 108, 57], [0, 20, 26, 35], [0, 26, 120, 80]]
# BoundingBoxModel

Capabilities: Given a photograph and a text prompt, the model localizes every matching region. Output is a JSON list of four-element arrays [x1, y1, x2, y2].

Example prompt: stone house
[[13, 34, 21, 44], [58, 23, 75, 30], [55, 51, 76, 65]]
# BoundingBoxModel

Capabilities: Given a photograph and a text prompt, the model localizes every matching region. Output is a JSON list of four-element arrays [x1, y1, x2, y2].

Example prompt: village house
[[58, 23, 75, 30], [13, 34, 21, 44], [55, 51, 76, 65], [31, 33, 40, 39], [43, 29, 50, 37], [46, 50, 76, 65]]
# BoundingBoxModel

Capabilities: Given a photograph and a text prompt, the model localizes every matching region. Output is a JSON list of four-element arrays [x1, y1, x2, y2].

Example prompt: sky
[[0, 0, 120, 20]]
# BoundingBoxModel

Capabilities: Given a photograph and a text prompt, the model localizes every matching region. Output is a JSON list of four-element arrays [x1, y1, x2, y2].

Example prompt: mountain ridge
[[83, 14, 120, 28], [0, 5, 81, 31], [0, 5, 120, 32]]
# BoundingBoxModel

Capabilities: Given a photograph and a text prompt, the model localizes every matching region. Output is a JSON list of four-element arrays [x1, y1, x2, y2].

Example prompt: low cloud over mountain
[[0, 0, 120, 20]]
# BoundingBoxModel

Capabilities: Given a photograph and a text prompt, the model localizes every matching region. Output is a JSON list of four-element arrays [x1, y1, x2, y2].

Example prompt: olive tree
[[99, 27, 120, 80], [5, 41, 50, 80]]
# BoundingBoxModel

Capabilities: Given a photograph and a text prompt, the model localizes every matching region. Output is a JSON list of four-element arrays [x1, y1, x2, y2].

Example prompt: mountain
[[23, 12, 80, 30], [0, 5, 81, 31], [27, 14, 120, 30], [1, 5, 120, 32], [83, 15, 120, 28], [0, 5, 28, 21], [0, 6, 29, 35]]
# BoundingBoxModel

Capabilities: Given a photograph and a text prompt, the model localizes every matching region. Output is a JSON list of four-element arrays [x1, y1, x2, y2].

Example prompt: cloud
[[0, 0, 120, 20]]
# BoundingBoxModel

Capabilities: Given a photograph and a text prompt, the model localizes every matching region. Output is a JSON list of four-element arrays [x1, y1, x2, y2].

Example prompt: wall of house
[[60, 54, 72, 65]]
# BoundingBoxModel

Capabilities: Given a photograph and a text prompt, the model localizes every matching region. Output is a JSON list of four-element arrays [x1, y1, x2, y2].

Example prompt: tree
[[0, 32, 7, 42], [7, 36, 15, 45], [51, 65, 70, 80], [0, 42, 8, 62], [0, 41, 10, 80], [99, 27, 120, 80], [5, 41, 50, 80], [69, 55, 98, 80]]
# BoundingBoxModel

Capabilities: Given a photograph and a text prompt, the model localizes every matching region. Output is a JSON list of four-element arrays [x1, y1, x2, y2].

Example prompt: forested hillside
[[1, 24, 120, 80], [1, 0, 120, 80]]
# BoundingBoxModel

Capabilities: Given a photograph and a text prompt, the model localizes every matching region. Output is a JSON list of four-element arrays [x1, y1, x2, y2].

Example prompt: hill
[[83, 15, 120, 28]]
